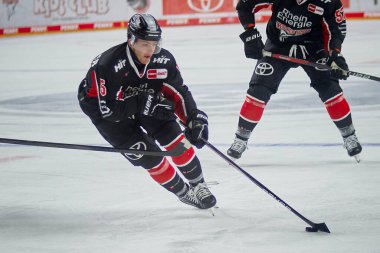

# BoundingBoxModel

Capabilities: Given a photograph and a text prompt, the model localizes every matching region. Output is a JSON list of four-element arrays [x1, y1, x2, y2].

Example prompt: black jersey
[[78, 42, 198, 123], [236, 0, 347, 51]]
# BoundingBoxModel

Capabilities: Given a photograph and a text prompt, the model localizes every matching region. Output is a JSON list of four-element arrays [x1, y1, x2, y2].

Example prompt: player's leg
[[303, 52, 362, 160], [227, 56, 291, 159], [164, 134, 216, 209], [92, 119, 191, 200], [141, 117, 216, 209]]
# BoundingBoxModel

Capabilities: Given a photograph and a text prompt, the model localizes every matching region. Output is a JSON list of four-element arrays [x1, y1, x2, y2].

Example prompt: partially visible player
[[227, 0, 362, 162], [78, 14, 216, 209], [126, 0, 150, 13]]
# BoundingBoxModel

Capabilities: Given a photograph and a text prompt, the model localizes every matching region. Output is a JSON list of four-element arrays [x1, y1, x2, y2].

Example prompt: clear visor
[[130, 35, 162, 54]]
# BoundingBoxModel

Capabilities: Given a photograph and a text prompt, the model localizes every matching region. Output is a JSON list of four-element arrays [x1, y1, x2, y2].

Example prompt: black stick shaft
[[203, 139, 316, 227], [347, 71, 380, 82], [265, 51, 380, 82], [0, 137, 185, 156]]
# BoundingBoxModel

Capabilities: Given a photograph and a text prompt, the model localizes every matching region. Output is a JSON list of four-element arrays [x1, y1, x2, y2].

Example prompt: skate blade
[[209, 206, 216, 216], [205, 181, 219, 186], [354, 154, 361, 163], [227, 156, 237, 162]]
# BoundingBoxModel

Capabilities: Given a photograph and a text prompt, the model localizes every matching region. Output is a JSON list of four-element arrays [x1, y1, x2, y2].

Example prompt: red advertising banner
[[3, 0, 380, 38], [162, 0, 347, 16], [163, 0, 237, 15]]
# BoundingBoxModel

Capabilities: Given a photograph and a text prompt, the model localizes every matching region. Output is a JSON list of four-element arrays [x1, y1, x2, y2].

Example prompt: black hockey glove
[[239, 27, 264, 60], [137, 92, 174, 120], [326, 50, 349, 80], [185, 109, 208, 149]]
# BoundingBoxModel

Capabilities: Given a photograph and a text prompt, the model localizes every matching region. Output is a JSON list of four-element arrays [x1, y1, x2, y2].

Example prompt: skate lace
[[195, 183, 212, 200], [230, 139, 247, 152], [181, 189, 199, 204], [343, 134, 359, 151]]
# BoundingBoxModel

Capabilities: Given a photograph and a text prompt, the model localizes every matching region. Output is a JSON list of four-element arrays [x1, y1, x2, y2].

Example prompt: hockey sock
[[324, 92, 353, 129], [147, 157, 186, 196], [237, 94, 266, 135], [339, 124, 356, 138], [235, 127, 251, 141], [175, 156, 204, 187], [165, 134, 204, 187]]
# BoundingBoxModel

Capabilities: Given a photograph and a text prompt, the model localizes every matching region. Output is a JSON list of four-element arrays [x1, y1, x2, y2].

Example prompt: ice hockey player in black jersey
[[78, 14, 216, 209], [227, 0, 362, 162]]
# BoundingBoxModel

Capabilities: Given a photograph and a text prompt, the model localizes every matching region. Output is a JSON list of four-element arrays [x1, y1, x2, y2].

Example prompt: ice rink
[[1, 20, 380, 253]]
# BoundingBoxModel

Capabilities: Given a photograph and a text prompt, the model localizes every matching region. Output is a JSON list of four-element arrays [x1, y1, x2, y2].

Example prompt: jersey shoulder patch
[[307, 3, 325, 15], [147, 69, 168, 79]]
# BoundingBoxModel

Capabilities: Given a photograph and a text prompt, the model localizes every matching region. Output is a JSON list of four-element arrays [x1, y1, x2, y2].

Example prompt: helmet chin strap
[[296, 0, 307, 5]]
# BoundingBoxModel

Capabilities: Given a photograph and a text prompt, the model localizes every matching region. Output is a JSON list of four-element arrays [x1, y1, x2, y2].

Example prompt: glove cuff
[[329, 49, 343, 57], [239, 28, 261, 43], [187, 109, 208, 127]]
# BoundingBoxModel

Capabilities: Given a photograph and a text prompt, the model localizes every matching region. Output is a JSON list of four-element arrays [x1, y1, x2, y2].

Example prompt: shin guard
[[147, 158, 185, 195], [324, 92, 351, 123], [165, 134, 204, 186]]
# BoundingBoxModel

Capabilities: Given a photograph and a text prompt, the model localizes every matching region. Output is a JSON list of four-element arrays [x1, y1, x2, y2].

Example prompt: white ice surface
[[0, 21, 380, 253]]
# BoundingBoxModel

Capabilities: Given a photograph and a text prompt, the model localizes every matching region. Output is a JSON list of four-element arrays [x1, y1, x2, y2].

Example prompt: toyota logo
[[316, 58, 329, 71], [255, 63, 274, 76], [187, 0, 224, 13], [123, 141, 147, 160]]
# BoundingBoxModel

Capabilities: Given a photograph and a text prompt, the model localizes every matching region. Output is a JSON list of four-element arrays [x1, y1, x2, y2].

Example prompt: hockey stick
[[263, 50, 380, 82], [0, 137, 187, 157], [180, 120, 328, 232], [202, 138, 330, 233]]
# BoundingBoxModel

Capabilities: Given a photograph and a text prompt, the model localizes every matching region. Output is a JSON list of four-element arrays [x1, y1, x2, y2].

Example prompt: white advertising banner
[[1, 0, 380, 37], [347, 0, 380, 11], [1, 0, 138, 27]]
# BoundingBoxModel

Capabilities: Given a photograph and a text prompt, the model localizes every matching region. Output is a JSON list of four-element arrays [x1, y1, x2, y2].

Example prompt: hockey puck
[[305, 226, 318, 232]]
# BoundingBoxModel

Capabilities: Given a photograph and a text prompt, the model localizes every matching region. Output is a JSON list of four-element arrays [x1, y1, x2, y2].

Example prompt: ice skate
[[227, 137, 248, 159], [343, 133, 362, 163], [193, 182, 217, 209], [179, 183, 217, 214], [178, 185, 202, 209]]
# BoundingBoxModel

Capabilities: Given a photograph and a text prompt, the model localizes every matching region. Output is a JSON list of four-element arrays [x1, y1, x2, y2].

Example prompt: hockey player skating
[[227, 0, 362, 162], [78, 14, 216, 210]]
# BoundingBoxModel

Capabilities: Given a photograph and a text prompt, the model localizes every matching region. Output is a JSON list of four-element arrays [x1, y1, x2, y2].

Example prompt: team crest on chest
[[147, 69, 168, 79]]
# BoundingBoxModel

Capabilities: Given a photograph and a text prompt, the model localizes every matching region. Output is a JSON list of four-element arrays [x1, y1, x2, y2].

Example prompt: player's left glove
[[185, 109, 208, 149], [326, 50, 349, 80]]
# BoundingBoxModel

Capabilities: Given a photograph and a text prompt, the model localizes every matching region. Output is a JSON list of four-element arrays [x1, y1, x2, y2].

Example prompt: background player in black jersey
[[78, 14, 216, 209], [227, 0, 362, 162]]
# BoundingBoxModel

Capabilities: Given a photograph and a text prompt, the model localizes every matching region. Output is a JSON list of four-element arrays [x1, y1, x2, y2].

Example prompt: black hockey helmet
[[127, 13, 162, 42]]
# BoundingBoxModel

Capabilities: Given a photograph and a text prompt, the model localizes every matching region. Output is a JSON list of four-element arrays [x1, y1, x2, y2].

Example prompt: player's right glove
[[239, 27, 264, 60], [137, 92, 174, 120], [185, 109, 208, 149], [326, 50, 349, 80]]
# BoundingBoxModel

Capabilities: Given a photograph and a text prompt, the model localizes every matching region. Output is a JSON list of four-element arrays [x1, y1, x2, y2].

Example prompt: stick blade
[[306, 223, 330, 233]]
